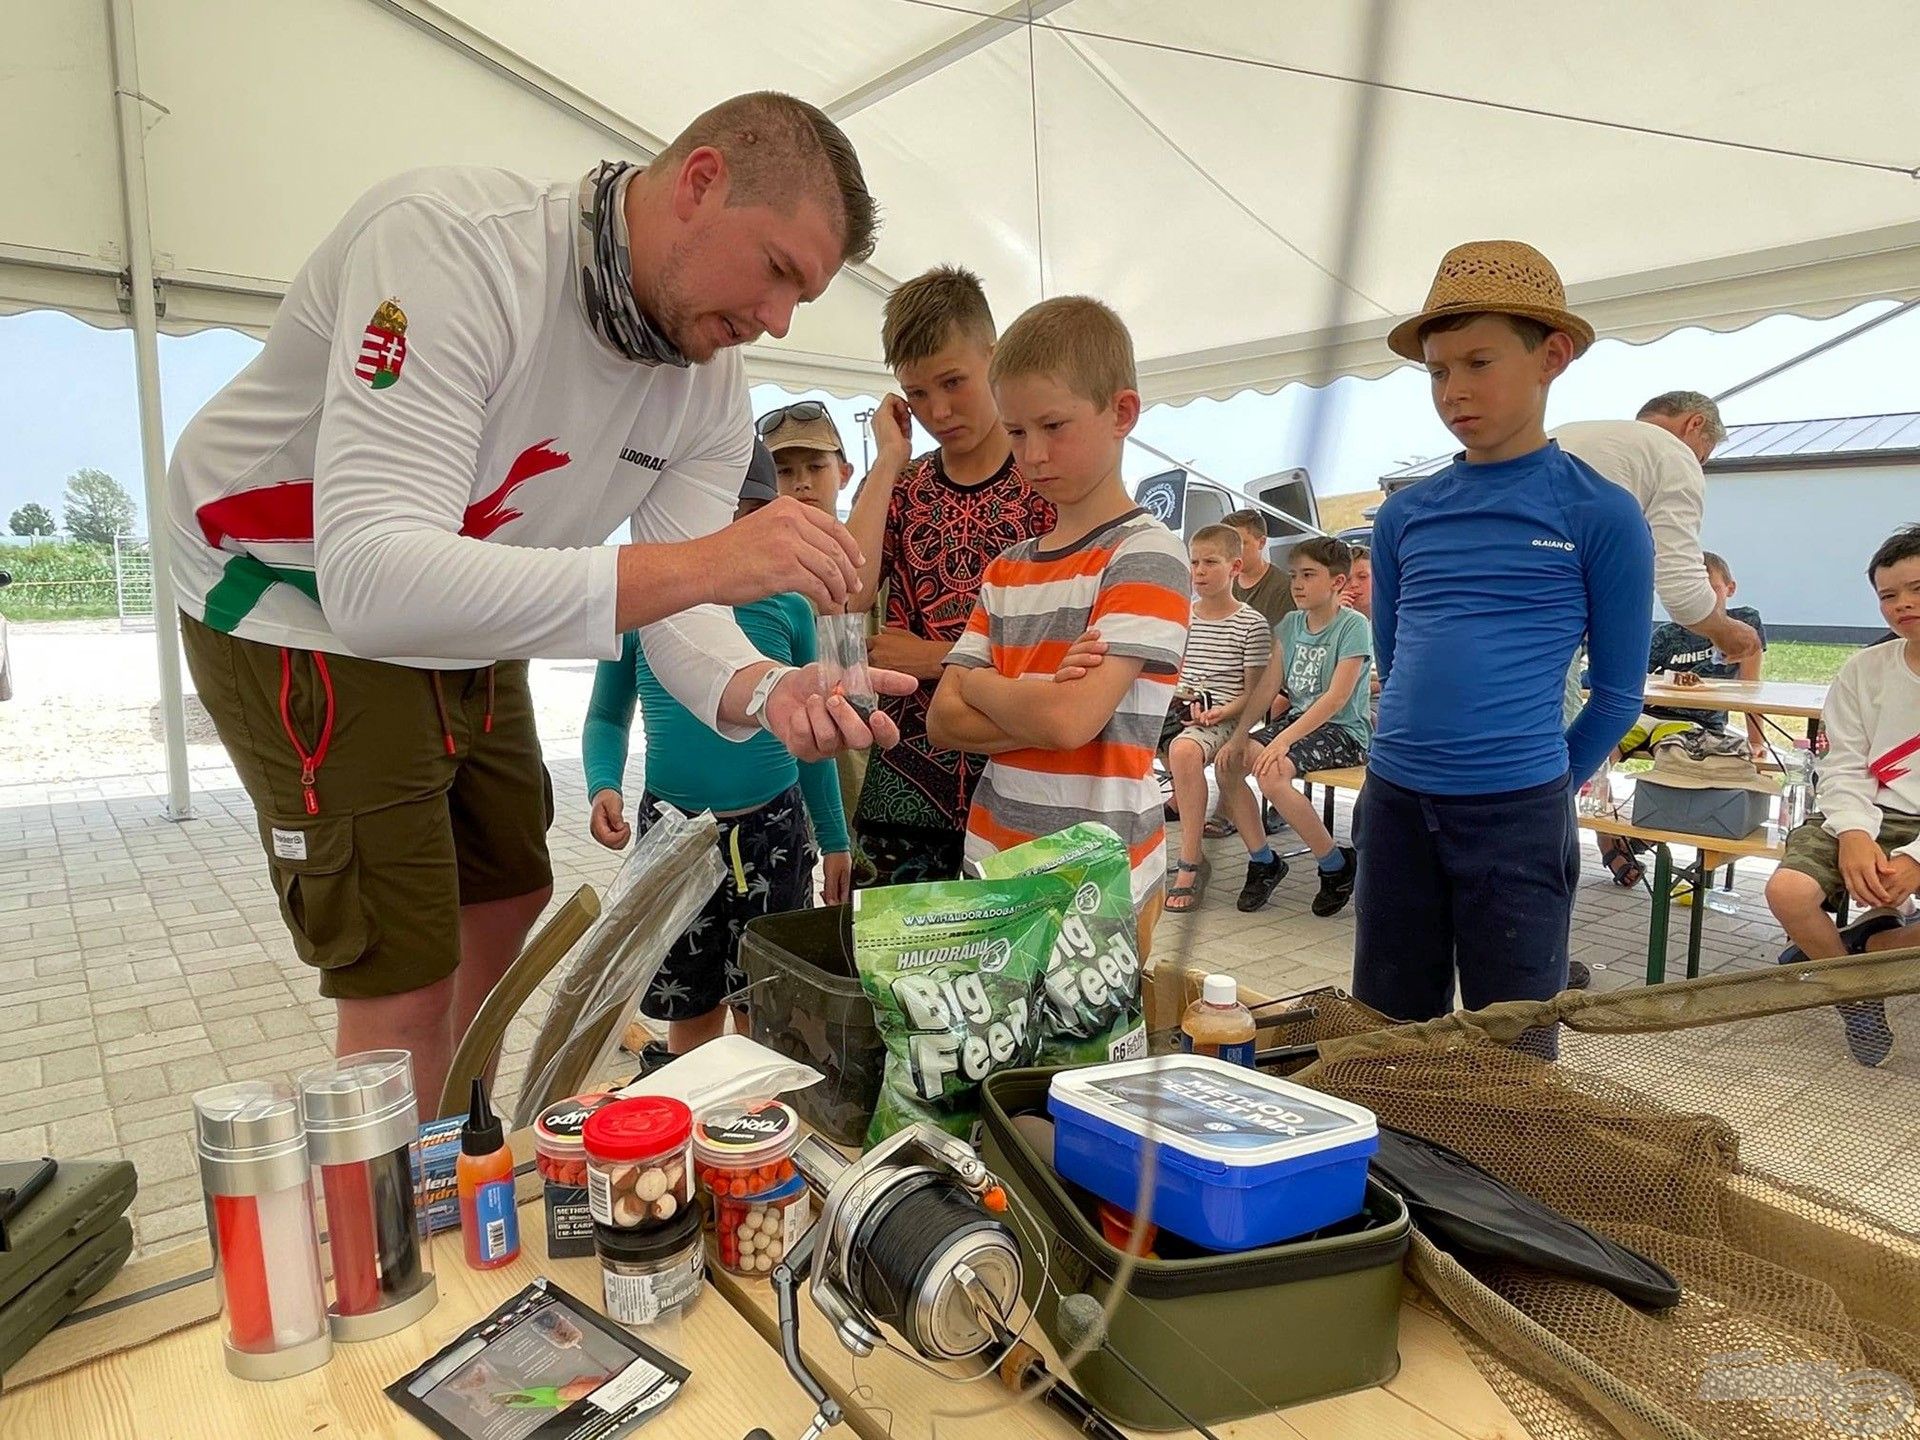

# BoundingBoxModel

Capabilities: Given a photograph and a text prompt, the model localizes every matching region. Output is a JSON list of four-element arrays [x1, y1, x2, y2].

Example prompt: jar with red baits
[[533, 1091, 613, 1258], [693, 1099, 812, 1278], [583, 1097, 694, 1230]]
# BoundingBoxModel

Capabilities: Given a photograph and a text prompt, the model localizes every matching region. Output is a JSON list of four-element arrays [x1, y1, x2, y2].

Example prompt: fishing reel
[[745, 1124, 1023, 1440]]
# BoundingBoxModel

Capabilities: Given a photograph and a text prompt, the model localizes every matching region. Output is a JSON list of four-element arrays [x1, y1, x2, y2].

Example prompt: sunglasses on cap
[[755, 401, 831, 436]]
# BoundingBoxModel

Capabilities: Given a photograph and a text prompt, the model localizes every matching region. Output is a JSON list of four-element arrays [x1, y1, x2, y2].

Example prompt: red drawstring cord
[[484, 665, 495, 734], [430, 673, 457, 756], [278, 649, 335, 816]]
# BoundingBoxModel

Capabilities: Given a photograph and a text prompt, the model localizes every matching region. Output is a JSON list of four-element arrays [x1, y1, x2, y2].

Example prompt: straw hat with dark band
[[1388, 240, 1595, 362]]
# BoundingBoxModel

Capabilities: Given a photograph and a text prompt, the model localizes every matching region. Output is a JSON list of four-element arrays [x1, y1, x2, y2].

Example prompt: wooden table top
[[1641, 677, 1828, 719], [4, 1200, 823, 1440], [716, 1266, 1527, 1440]]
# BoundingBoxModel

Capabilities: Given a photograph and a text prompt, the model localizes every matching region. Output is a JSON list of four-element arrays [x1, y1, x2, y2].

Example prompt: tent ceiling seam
[[895, 0, 1920, 177], [1057, 30, 1393, 316], [823, 0, 1076, 121]]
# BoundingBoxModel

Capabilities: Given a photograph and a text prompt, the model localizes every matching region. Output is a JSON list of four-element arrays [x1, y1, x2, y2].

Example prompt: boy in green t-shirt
[[1218, 537, 1372, 916]]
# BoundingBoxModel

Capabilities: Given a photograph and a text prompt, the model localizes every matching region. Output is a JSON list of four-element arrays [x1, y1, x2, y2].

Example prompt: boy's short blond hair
[[989, 296, 1138, 407], [1190, 524, 1243, 559], [882, 266, 996, 370]]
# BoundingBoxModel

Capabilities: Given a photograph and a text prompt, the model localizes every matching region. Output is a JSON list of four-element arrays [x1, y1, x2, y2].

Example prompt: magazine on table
[[387, 1278, 688, 1439]]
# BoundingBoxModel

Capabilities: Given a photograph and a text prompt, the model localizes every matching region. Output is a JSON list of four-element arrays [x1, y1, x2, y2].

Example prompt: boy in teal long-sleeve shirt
[[583, 444, 848, 1054]]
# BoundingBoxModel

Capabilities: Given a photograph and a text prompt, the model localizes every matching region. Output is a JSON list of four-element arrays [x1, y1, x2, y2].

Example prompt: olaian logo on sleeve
[[1531, 537, 1576, 553]]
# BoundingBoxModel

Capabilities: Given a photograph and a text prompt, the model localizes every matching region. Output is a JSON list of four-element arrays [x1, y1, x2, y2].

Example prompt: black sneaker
[[1309, 847, 1358, 917], [1237, 856, 1288, 912], [1566, 960, 1592, 991]]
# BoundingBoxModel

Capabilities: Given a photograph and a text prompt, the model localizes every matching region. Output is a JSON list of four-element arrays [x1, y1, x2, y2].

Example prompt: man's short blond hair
[[657, 91, 878, 265], [988, 296, 1138, 407], [882, 266, 995, 370]]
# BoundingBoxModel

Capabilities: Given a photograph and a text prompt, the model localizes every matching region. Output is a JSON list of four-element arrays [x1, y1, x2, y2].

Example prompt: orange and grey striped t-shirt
[[945, 510, 1190, 908]]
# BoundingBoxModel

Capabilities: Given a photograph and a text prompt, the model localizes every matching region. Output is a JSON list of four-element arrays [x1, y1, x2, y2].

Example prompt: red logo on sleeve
[[354, 299, 409, 390], [1870, 731, 1920, 787], [461, 440, 571, 539]]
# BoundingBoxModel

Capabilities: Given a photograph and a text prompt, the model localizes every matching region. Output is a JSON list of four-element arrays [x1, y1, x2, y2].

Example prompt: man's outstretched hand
[[763, 664, 917, 762]]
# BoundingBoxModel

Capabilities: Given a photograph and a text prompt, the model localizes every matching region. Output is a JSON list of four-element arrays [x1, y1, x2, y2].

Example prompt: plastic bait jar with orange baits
[[692, 1099, 812, 1278]]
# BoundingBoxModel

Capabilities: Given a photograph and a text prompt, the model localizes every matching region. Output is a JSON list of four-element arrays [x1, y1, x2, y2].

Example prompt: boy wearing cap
[[761, 402, 856, 519], [843, 266, 1056, 885], [582, 440, 849, 1055], [760, 401, 872, 835], [1354, 241, 1654, 1040]]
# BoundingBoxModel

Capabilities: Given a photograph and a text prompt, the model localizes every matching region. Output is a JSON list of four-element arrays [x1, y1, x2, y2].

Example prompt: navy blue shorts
[[1351, 771, 1579, 1054]]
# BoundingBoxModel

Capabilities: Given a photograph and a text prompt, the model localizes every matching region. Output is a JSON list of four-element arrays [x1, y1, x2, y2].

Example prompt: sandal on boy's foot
[[1203, 816, 1236, 840], [1165, 860, 1210, 913], [1598, 835, 1643, 888], [1237, 855, 1288, 913], [1310, 846, 1359, 918], [1775, 908, 1908, 966]]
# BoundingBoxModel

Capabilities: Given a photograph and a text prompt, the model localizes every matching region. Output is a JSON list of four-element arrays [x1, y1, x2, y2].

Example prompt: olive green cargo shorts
[[182, 614, 553, 999]]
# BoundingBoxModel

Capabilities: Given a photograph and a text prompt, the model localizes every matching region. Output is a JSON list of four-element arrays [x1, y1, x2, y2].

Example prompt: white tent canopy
[[6, 0, 1920, 816], [9, 0, 1920, 403]]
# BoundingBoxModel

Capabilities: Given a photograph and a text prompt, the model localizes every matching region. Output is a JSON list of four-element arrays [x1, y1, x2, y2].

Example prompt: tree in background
[[8, 503, 56, 537], [62, 468, 138, 544]]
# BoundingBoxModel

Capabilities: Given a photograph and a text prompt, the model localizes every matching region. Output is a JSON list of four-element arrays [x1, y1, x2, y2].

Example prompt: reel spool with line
[[742, 1122, 1125, 1440]]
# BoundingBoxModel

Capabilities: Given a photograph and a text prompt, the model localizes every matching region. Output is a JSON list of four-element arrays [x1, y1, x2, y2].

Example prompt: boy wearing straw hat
[[1353, 241, 1654, 1044]]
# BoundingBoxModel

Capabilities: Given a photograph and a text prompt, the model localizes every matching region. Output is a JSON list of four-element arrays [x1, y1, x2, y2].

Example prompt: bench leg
[[1646, 844, 1672, 985], [1322, 784, 1335, 832], [1686, 849, 1710, 980]]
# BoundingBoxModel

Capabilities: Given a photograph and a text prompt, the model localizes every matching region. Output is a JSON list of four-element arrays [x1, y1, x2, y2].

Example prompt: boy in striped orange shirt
[[928, 297, 1190, 956]]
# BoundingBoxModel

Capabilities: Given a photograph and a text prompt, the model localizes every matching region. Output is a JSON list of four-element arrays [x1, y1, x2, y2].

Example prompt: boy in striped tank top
[[928, 297, 1190, 957]]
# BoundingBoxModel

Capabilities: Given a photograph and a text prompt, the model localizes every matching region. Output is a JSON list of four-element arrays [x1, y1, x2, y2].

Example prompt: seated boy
[[927, 296, 1190, 957], [1161, 525, 1274, 913], [1354, 241, 1653, 1044], [1765, 524, 1920, 1067], [1341, 542, 1381, 717], [1596, 550, 1768, 886], [1219, 538, 1372, 916]]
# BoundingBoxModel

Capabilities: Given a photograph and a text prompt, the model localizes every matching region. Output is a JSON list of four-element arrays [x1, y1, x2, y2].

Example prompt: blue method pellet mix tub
[[1048, 1055, 1379, 1251]]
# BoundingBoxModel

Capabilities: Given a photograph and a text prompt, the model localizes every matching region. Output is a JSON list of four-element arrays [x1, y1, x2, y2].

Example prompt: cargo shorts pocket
[[257, 813, 368, 972]]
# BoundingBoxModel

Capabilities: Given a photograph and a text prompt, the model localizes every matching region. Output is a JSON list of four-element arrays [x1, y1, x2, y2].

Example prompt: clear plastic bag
[[512, 806, 726, 1128], [814, 611, 877, 719]]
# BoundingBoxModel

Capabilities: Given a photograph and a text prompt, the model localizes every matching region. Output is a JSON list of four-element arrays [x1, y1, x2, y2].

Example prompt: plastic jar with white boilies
[[582, 1097, 694, 1230], [693, 1099, 812, 1278]]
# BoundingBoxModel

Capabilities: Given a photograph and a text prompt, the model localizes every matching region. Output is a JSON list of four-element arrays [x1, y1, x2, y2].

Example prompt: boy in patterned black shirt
[[841, 267, 1055, 883]]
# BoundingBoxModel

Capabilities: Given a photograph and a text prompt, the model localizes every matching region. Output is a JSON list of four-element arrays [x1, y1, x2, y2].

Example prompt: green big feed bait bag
[[853, 874, 1073, 1145], [975, 823, 1147, 1067]]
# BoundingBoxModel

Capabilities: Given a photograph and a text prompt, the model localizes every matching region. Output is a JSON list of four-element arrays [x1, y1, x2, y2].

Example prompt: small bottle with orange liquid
[[458, 1078, 520, 1270]]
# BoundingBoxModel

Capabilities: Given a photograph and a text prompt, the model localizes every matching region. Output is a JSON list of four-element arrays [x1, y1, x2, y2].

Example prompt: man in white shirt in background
[[1550, 391, 1758, 992], [1554, 390, 1762, 665], [166, 91, 913, 1113]]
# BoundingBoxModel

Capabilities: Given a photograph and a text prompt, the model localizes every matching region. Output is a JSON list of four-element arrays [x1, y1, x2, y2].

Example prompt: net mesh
[[1277, 949, 1920, 1440]]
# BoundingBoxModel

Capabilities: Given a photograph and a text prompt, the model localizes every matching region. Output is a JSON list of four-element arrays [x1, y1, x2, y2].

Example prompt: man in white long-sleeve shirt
[[1553, 390, 1760, 664], [1765, 525, 1920, 1065], [166, 91, 913, 1111]]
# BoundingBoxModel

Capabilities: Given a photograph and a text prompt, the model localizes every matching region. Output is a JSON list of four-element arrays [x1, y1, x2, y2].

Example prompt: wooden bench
[[1300, 766, 1787, 985]]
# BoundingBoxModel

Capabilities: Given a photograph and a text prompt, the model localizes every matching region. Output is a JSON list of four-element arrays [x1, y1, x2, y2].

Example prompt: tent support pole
[[106, 0, 193, 821]]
